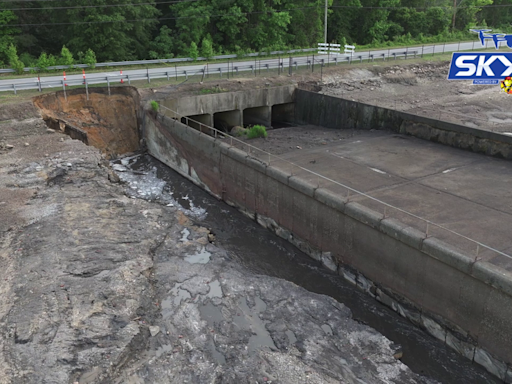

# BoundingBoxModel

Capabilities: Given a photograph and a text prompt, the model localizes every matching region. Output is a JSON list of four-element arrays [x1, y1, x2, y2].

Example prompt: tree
[[201, 36, 214, 59], [64, 0, 160, 61], [36, 52, 56, 71], [188, 42, 199, 60], [6, 44, 24, 74], [84, 49, 97, 68], [59, 45, 74, 66], [0, 10, 18, 67], [149, 26, 175, 59]]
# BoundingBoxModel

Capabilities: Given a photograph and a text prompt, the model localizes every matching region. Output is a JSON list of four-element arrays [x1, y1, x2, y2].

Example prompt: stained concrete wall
[[243, 106, 271, 127], [272, 103, 295, 125], [144, 110, 512, 381], [160, 86, 295, 128], [295, 89, 512, 159]]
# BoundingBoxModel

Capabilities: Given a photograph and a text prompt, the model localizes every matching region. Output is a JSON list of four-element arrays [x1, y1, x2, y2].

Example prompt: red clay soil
[[33, 87, 141, 158]]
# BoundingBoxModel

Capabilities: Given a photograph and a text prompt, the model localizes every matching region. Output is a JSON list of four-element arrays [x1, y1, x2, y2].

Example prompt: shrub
[[59, 45, 74, 66], [246, 125, 267, 139], [188, 42, 199, 61], [6, 44, 24, 74], [84, 49, 97, 68], [150, 100, 159, 112], [36, 53, 56, 71], [201, 37, 214, 59]]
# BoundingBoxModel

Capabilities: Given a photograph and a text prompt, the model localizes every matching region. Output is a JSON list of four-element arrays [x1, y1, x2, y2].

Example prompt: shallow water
[[117, 154, 500, 384]]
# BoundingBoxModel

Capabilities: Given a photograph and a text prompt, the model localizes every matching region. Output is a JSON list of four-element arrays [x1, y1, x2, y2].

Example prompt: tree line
[[0, 0, 508, 70]]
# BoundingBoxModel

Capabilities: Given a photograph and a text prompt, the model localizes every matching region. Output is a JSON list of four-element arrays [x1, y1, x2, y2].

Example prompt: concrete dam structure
[[144, 85, 512, 382]]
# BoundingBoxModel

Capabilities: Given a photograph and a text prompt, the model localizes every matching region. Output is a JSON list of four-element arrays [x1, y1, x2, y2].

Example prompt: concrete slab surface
[[267, 129, 512, 270]]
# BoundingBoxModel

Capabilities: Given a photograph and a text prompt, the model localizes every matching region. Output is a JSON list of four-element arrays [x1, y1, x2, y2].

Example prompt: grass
[[150, 100, 159, 111], [198, 86, 227, 95], [246, 125, 267, 139]]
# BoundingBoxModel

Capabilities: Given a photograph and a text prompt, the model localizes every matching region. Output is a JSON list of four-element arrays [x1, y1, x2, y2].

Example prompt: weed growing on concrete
[[150, 100, 159, 111], [246, 125, 267, 139]]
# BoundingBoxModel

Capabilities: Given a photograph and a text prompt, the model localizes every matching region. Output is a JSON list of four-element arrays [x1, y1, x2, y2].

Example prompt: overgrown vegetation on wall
[[0, 0, 507, 68]]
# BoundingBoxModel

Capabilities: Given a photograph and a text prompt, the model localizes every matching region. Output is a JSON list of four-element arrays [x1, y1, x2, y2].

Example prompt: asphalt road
[[0, 40, 491, 92]]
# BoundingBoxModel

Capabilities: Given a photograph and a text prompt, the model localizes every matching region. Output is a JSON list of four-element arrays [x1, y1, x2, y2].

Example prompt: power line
[[3, 0, 198, 10], [5, 6, 317, 26], [331, 4, 512, 9]]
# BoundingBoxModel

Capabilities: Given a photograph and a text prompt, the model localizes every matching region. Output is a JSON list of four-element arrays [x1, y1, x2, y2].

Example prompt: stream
[[113, 153, 499, 384]]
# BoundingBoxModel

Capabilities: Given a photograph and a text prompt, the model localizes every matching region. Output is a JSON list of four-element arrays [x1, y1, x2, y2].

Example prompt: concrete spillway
[[144, 85, 512, 382]]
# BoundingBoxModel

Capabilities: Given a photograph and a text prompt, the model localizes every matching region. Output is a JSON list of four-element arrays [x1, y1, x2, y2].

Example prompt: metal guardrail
[[0, 51, 426, 94], [0, 48, 318, 74], [158, 103, 512, 263]]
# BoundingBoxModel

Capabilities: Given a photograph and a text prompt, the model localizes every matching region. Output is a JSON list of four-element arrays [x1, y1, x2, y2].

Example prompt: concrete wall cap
[[245, 156, 267, 174], [266, 165, 290, 185], [380, 218, 425, 250], [288, 176, 317, 197], [314, 187, 346, 212], [422, 237, 473, 274], [344, 202, 383, 229], [226, 146, 248, 162], [471, 260, 512, 297]]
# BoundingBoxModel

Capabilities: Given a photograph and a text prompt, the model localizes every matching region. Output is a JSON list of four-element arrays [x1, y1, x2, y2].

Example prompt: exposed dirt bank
[[33, 87, 140, 158]]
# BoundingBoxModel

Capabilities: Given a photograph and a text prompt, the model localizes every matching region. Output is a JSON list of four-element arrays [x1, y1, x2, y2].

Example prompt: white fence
[[318, 43, 355, 56]]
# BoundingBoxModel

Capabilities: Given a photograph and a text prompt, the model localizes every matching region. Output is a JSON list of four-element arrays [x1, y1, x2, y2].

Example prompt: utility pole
[[324, 0, 328, 44]]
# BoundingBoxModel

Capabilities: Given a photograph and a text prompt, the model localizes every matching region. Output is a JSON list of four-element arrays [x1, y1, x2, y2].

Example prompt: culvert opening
[[214, 110, 241, 132], [271, 103, 295, 128], [243, 106, 271, 128], [181, 114, 212, 131], [33, 87, 141, 159]]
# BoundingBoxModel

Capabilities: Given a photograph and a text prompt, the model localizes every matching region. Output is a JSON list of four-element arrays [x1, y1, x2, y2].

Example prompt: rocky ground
[[317, 61, 512, 133], [0, 102, 436, 382]]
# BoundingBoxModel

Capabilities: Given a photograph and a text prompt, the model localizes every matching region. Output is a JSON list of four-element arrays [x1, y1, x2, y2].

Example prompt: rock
[[149, 326, 160, 337], [6, 144, 14, 149], [46, 128, 56, 134], [230, 126, 246, 137], [59, 138, 64, 142], [24, 143, 29, 147]]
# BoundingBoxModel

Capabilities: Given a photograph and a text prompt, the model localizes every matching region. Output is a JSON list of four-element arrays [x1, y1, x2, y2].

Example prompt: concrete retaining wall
[[160, 86, 295, 129], [144, 110, 512, 382], [295, 89, 512, 159]]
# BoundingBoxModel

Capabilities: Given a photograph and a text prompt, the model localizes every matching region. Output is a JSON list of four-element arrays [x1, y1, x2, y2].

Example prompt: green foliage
[[59, 46, 74, 66], [199, 86, 226, 94], [0, 10, 18, 67], [2, 0, 511, 71], [6, 44, 24, 74], [36, 52, 56, 71], [19, 52, 36, 68], [149, 26, 174, 59], [200, 36, 214, 59], [246, 125, 268, 139], [188, 42, 199, 61], [150, 100, 159, 111], [84, 49, 97, 68]]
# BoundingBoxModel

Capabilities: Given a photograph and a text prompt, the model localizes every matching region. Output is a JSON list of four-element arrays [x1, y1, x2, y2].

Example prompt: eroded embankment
[[33, 87, 141, 158]]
